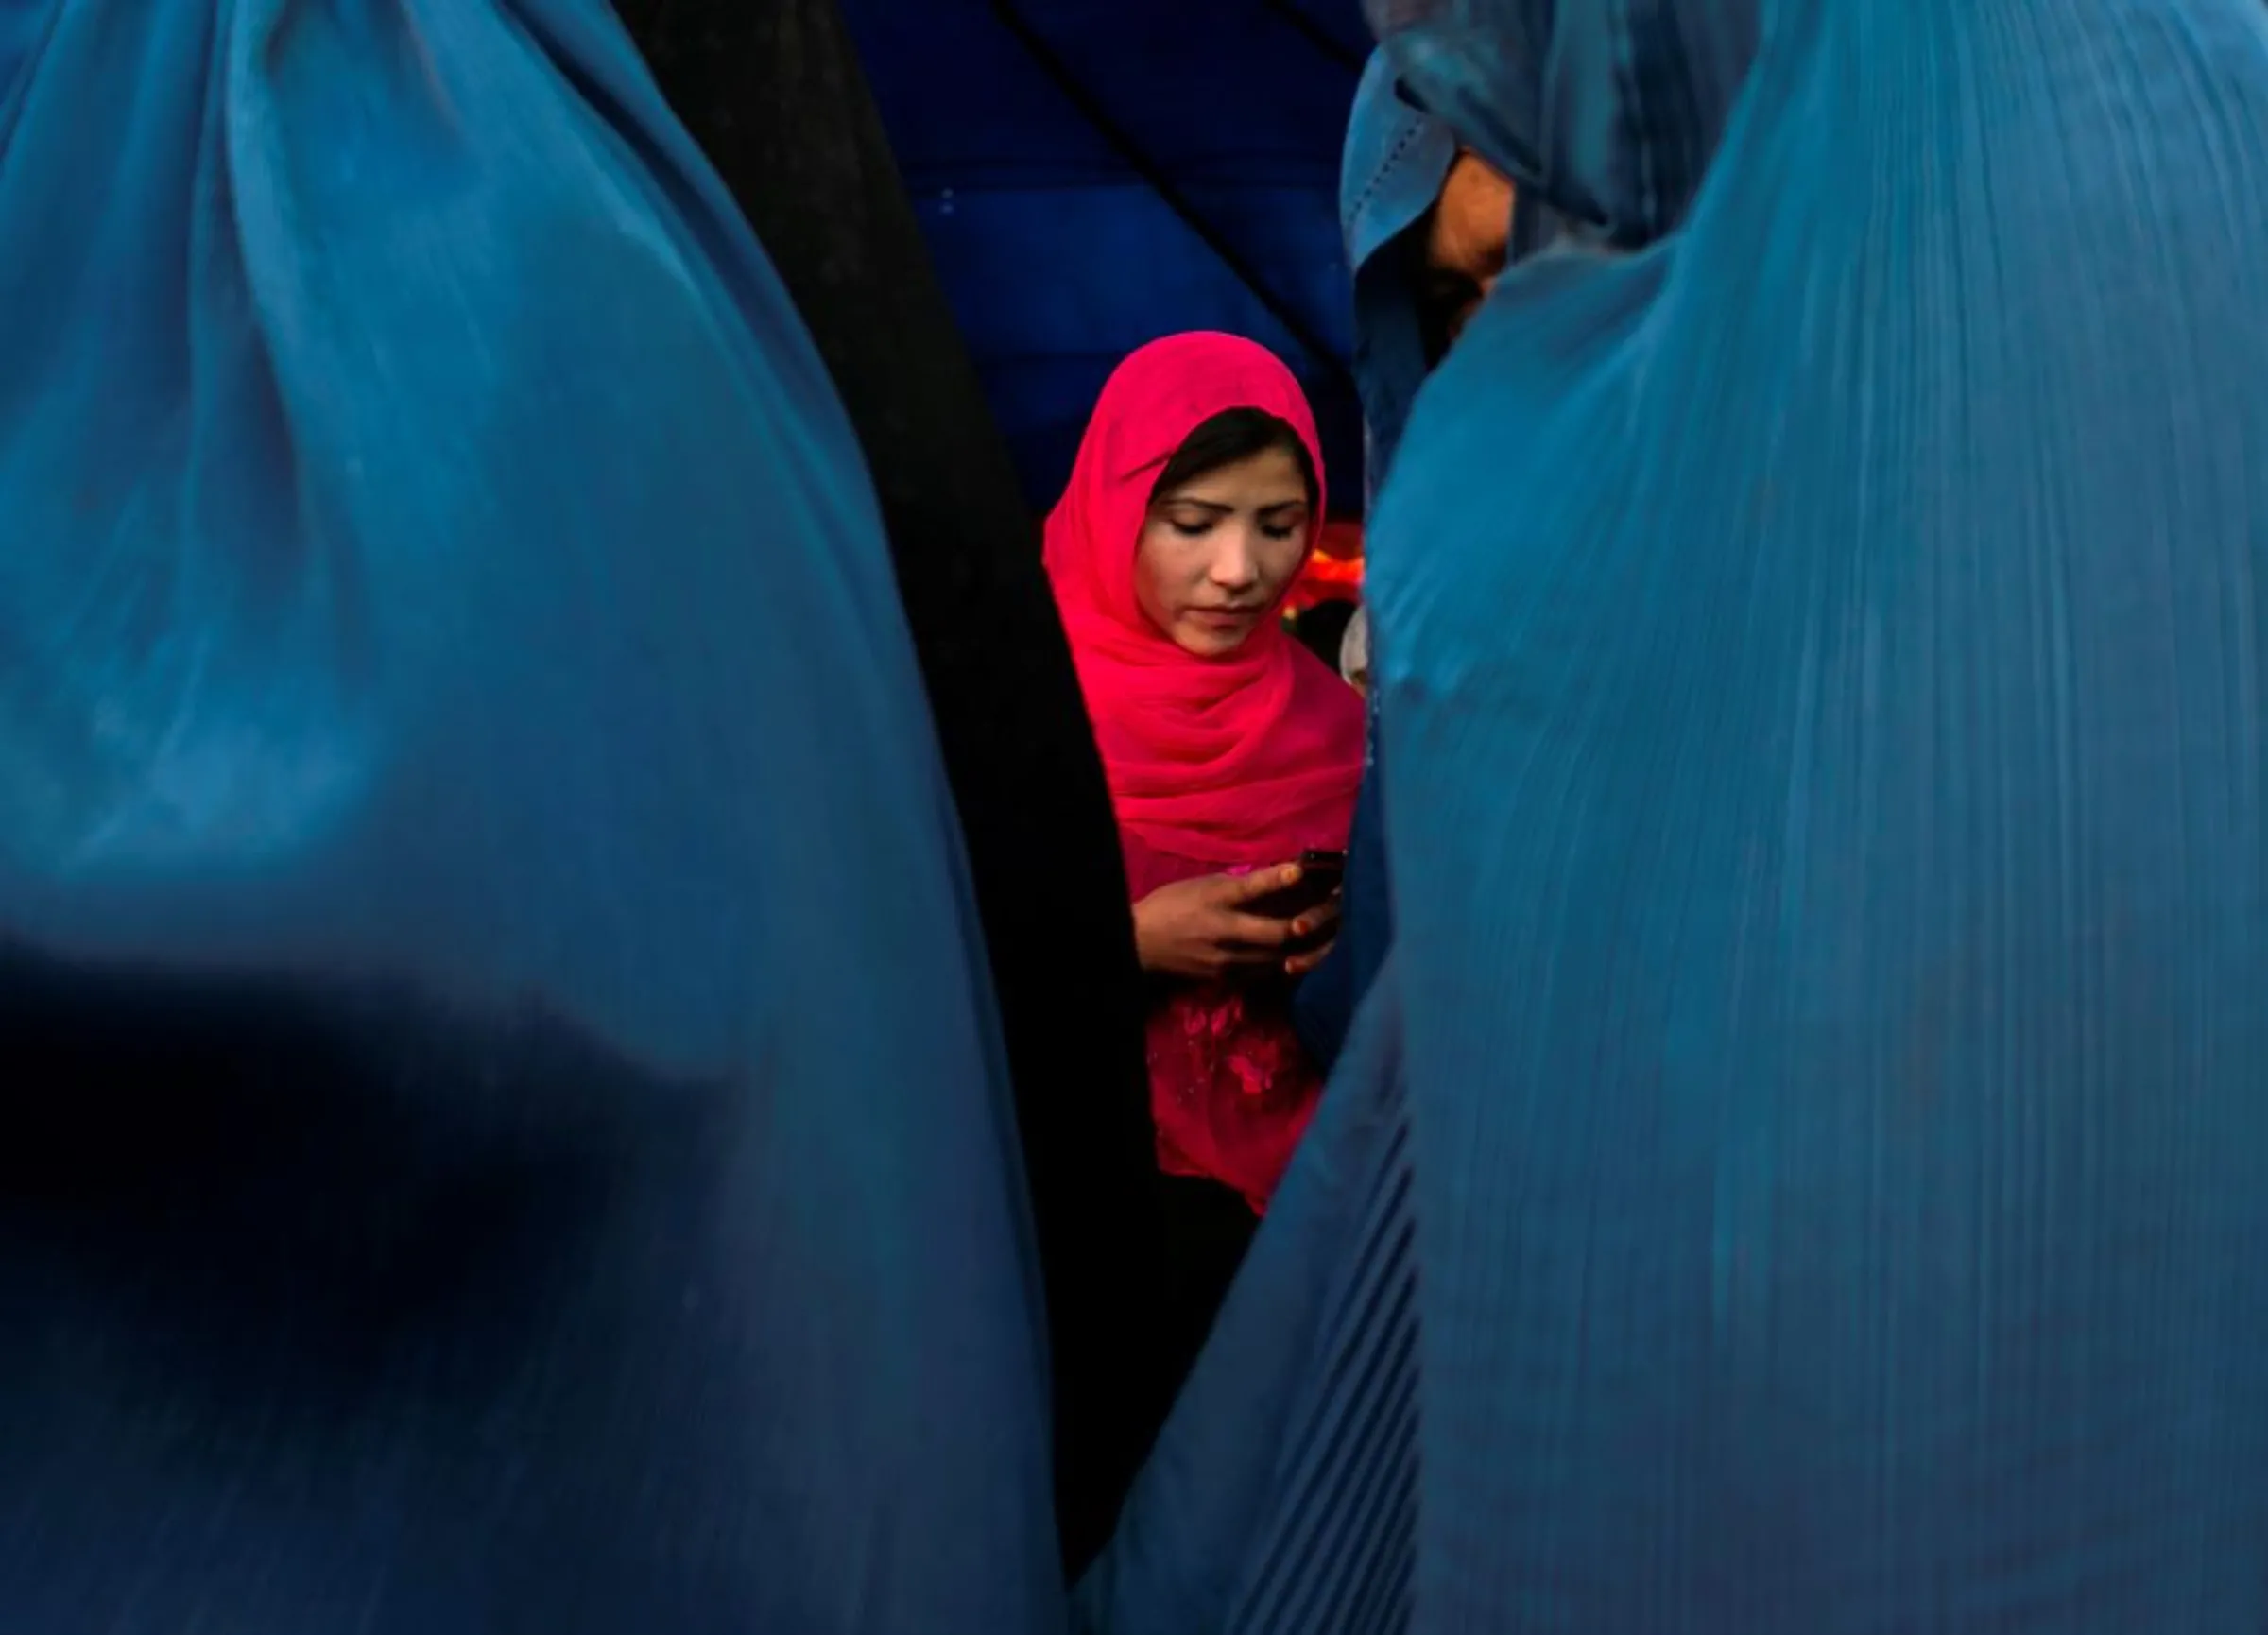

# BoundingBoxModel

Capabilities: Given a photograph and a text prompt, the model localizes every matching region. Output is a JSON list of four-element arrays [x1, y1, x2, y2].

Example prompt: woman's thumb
[[1232, 863, 1301, 901]]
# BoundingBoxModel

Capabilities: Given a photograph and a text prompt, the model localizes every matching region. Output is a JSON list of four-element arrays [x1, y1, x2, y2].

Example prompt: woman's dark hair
[[1150, 407, 1320, 508]]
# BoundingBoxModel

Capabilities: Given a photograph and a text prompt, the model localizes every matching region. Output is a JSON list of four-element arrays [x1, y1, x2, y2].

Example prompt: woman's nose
[[1211, 527, 1263, 590]]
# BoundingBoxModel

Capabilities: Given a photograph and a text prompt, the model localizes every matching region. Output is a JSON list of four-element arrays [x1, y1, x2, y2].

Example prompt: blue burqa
[[1293, 54, 1455, 1068], [1339, 50, 1459, 508], [0, 3, 1059, 1629], [1087, 0, 2268, 1629]]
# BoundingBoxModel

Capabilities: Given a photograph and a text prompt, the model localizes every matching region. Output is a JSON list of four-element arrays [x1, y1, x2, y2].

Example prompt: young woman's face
[[1135, 446, 1313, 657]]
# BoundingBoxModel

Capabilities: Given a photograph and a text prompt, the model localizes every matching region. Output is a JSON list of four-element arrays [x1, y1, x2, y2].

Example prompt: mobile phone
[[1245, 848, 1347, 921]]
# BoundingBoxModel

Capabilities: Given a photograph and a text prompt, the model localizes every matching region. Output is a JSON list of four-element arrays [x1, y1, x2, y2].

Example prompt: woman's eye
[[1263, 524, 1302, 542], [1170, 519, 1212, 539]]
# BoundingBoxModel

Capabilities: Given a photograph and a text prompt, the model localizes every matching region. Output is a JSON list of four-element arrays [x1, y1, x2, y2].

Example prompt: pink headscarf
[[1045, 334, 1365, 866]]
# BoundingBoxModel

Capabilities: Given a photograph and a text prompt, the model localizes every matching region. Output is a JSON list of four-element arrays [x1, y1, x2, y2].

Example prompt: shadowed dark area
[[0, 944, 713, 1425], [0, 942, 858, 1632], [612, 0, 1177, 1571]]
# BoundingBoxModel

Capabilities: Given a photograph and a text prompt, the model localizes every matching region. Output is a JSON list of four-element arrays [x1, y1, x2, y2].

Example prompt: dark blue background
[[840, 0, 1373, 513]]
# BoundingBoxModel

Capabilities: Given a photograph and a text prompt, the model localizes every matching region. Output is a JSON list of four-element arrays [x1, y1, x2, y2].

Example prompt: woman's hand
[[1282, 891, 1341, 978], [1133, 866, 1340, 982]]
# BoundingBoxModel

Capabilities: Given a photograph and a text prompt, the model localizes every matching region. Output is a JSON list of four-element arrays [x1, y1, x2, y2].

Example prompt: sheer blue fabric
[[1092, 0, 2268, 1628], [0, 3, 1059, 1628]]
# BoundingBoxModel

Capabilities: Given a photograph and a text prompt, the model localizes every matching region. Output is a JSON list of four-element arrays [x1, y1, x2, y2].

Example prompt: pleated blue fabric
[[0, 3, 1060, 1628], [1089, 0, 2268, 1628]]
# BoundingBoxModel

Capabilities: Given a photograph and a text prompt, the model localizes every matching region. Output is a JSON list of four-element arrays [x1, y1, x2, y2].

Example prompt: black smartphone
[[1245, 848, 1348, 921]]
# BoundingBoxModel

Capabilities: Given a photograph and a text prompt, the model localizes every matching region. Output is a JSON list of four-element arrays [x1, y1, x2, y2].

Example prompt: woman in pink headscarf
[[1046, 333, 1365, 1359]]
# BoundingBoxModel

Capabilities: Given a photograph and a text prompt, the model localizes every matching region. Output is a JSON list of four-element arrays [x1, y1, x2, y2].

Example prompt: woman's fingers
[[1280, 893, 1343, 975], [1222, 863, 1303, 904], [1194, 869, 1330, 973], [1220, 912, 1296, 952]]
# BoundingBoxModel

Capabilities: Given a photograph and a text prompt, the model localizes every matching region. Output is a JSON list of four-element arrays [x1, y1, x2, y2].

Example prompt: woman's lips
[[1187, 608, 1259, 630]]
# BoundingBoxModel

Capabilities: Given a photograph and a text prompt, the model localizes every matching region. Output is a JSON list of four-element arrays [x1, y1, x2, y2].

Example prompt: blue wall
[[840, 0, 1372, 513]]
